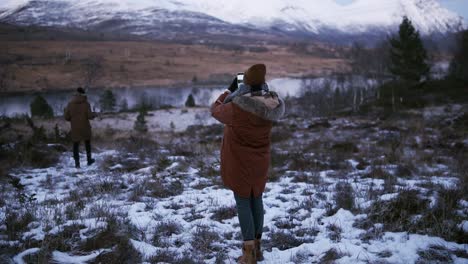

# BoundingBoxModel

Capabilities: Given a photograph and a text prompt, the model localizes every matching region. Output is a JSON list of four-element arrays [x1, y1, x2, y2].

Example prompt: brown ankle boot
[[255, 239, 264, 261], [238, 240, 256, 264]]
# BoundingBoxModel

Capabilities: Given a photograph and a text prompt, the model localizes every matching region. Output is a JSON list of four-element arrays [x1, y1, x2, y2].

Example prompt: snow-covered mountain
[[0, 0, 465, 41]]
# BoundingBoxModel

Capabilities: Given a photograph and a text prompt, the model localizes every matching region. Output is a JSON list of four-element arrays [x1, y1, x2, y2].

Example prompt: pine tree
[[134, 108, 148, 133], [389, 17, 430, 82], [120, 99, 128, 112], [99, 89, 116, 112], [185, 94, 196, 107], [30, 94, 54, 118], [449, 30, 468, 83]]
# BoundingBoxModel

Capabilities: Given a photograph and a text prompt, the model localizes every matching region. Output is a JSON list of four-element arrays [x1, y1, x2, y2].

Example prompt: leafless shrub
[[274, 217, 299, 229], [326, 223, 342, 242], [365, 166, 396, 192], [155, 155, 172, 172], [267, 229, 304, 250], [101, 154, 146, 173], [80, 214, 141, 263], [359, 224, 384, 242], [291, 249, 313, 263], [416, 244, 453, 264], [395, 164, 414, 178], [271, 125, 293, 143], [368, 189, 429, 233], [417, 187, 466, 243], [376, 250, 392, 258], [148, 249, 179, 264], [270, 148, 289, 170], [91, 235, 141, 264], [292, 171, 321, 185], [129, 180, 147, 202], [64, 202, 83, 220], [191, 225, 220, 257], [294, 226, 319, 240], [4, 210, 35, 240], [211, 205, 237, 222], [268, 167, 283, 182], [320, 248, 345, 264], [331, 141, 359, 154], [87, 203, 119, 223], [197, 160, 220, 179], [183, 207, 204, 222], [333, 182, 355, 212], [152, 221, 183, 247], [299, 194, 317, 212], [93, 177, 118, 194], [34, 224, 85, 263], [116, 137, 161, 157], [288, 152, 312, 171], [148, 178, 184, 198], [21, 143, 61, 168]]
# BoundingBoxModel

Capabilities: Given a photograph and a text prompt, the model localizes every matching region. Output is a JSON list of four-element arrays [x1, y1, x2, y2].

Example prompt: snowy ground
[[0, 104, 467, 264]]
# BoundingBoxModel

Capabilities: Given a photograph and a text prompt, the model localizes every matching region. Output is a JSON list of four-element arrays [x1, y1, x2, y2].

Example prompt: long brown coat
[[64, 95, 95, 142], [211, 91, 285, 198]]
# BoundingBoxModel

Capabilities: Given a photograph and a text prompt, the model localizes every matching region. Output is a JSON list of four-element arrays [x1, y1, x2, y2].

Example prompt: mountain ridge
[[0, 0, 465, 42]]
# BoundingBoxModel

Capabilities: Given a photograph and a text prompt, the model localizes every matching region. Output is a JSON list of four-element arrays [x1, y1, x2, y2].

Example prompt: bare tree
[[349, 42, 369, 75], [81, 56, 104, 89]]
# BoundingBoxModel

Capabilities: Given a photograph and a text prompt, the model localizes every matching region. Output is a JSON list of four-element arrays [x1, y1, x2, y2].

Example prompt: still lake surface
[[0, 77, 376, 117]]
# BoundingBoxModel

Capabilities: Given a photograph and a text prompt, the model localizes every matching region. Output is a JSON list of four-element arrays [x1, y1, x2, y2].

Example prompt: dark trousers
[[234, 192, 264, 241], [73, 140, 92, 166]]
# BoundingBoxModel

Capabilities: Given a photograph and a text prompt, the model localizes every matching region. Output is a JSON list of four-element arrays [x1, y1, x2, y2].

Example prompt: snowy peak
[[0, 0, 465, 40]]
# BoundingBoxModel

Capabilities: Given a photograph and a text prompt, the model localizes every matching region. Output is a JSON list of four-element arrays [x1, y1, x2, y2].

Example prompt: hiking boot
[[238, 240, 256, 264], [255, 239, 263, 261], [87, 158, 95, 166], [75, 161, 80, 169]]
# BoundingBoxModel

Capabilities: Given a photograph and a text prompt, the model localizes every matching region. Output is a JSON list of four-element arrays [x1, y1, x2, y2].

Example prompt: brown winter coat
[[211, 91, 285, 198], [64, 95, 96, 142]]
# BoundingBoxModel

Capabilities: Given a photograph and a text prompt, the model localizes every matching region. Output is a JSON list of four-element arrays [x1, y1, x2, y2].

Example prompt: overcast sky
[[335, 0, 468, 22], [438, 0, 468, 21]]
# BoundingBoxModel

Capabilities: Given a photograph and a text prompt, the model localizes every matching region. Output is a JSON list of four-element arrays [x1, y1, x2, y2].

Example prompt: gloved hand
[[228, 77, 238, 93], [223, 83, 251, 103]]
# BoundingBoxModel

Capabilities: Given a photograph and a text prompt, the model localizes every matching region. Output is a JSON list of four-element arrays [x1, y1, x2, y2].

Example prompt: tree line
[[298, 16, 468, 116]]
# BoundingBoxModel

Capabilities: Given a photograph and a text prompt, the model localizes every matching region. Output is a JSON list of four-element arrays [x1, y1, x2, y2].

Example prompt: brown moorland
[[0, 40, 346, 92]]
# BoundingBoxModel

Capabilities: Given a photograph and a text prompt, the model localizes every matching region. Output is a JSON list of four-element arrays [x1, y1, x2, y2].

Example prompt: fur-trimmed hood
[[232, 91, 285, 122]]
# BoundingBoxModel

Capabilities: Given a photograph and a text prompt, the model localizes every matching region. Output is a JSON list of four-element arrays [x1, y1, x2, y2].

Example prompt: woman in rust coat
[[211, 64, 284, 264]]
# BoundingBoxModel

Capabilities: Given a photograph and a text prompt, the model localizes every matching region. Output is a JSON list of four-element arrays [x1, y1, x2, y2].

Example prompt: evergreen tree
[[99, 89, 116, 112], [333, 87, 341, 109], [389, 17, 430, 82], [120, 99, 128, 112], [134, 108, 148, 133], [185, 94, 196, 107], [30, 94, 54, 118], [449, 30, 468, 83]]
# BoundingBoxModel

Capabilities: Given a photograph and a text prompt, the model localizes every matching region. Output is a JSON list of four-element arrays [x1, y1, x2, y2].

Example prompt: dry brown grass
[[0, 40, 345, 92]]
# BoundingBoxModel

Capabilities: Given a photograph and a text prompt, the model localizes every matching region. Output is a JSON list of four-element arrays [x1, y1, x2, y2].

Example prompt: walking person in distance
[[64, 87, 97, 168]]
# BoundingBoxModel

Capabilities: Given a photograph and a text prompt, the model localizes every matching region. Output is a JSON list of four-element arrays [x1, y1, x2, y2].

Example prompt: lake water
[[0, 76, 377, 117]]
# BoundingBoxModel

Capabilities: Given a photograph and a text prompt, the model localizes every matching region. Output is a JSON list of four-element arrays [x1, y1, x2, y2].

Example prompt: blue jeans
[[234, 193, 264, 241]]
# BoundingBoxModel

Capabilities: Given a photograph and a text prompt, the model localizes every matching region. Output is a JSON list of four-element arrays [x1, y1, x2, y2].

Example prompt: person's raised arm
[[210, 91, 234, 125]]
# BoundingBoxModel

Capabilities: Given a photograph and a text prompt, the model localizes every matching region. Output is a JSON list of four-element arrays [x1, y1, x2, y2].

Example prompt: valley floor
[[0, 103, 467, 263]]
